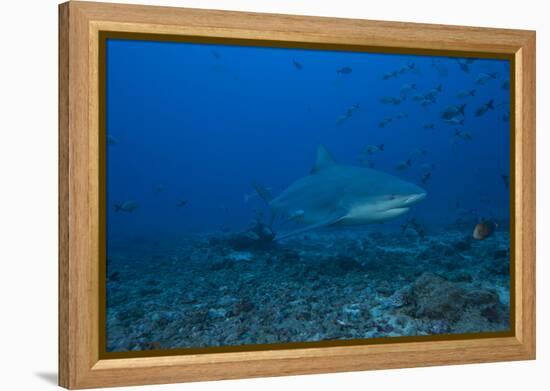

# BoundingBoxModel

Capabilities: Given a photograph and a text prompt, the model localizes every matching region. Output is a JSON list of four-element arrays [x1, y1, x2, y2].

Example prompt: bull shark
[[269, 145, 426, 240]]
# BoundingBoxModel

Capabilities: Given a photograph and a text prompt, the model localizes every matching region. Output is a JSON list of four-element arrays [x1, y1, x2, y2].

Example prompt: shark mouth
[[388, 207, 410, 213], [404, 193, 427, 206], [383, 193, 426, 216]]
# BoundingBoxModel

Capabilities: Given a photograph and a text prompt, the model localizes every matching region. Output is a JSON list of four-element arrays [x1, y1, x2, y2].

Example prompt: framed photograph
[[59, 1, 536, 389]]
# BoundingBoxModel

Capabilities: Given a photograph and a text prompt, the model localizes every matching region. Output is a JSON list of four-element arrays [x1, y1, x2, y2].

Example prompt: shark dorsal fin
[[311, 144, 336, 174]]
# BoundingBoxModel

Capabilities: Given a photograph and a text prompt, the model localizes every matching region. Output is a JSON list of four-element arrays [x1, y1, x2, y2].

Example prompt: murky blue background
[[106, 39, 510, 239]]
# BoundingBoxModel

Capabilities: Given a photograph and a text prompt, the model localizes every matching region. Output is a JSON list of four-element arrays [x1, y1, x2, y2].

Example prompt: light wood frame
[[59, 1, 536, 389]]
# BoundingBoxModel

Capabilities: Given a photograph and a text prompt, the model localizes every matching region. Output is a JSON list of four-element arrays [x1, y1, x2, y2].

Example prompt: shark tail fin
[[251, 181, 273, 205], [114, 204, 122, 212], [459, 104, 466, 116], [487, 99, 495, 110], [378, 144, 385, 151], [406, 159, 412, 167], [470, 89, 476, 96]]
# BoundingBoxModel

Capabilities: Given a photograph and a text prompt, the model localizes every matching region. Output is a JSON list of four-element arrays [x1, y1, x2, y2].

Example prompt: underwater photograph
[[104, 38, 512, 353]]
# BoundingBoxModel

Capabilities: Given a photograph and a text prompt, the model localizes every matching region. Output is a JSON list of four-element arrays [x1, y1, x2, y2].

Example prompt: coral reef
[[106, 227, 510, 352]]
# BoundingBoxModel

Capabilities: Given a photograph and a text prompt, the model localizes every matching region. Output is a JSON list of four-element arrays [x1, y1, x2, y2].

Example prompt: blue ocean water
[[105, 38, 511, 352]]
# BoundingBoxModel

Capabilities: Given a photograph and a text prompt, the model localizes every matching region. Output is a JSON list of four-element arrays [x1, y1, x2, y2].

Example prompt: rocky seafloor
[[106, 224, 510, 352]]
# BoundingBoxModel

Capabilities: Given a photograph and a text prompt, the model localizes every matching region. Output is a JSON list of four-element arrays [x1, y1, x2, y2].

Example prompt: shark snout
[[404, 192, 427, 205]]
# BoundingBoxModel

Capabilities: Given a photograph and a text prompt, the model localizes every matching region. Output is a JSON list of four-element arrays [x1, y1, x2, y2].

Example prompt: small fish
[[501, 174, 510, 189], [400, 63, 416, 74], [454, 129, 472, 141], [441, 104, 466, 120], [395, 159, 412, 170], [425, 84, 443, 100], [444, 116, 465, 126], [107, 135, 118, 145], [336, 113, 351, 125], [363, 144, 384, 154], [476, 72, 498, 85], [345, 103, 360, 116], [153, 184, 165, 194], [379, 96, 394, 105], [410, 148, 427, 157], [337, 67, 352, 75], [114, 201, 138, 213], [423, 123, 435, 130], [395, 112, 408, 120], [393, 96, 406, 105], [292, 59, 303, 70], [421, 171, 432, 184], [458, 63, 470, 73], [382, 96, 405, 105], [211, 49, 221, 60], [456, 89, 476, 99], [501, 79, 510, 90], [378, 117, 393, 128], [382, 71, 398, 80], [473, 220, 498, 240], [176, 199, 188, 208], [456, 58, 472, 73], [400, 83, 416, 96], [475, 99, 495, 117]]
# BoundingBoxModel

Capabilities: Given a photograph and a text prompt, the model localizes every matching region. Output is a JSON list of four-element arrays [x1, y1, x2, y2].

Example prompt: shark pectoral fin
[[275, 210, 347, 241]]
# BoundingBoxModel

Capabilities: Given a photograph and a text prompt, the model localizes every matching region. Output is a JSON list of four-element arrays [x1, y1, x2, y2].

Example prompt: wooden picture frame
[[59, 1, 536, 389]]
